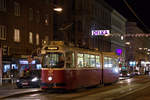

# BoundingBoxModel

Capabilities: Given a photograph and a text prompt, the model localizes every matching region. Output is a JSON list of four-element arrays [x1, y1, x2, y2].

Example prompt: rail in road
[[2, 75, 150, 100]]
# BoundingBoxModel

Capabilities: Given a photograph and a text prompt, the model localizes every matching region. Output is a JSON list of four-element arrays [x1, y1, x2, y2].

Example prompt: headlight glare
[[48, 77, 52, 81], [31, 77, 38, 82], [16, 80, 20, 82]]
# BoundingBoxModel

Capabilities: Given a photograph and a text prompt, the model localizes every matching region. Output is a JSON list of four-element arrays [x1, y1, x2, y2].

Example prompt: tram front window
[[43, 53, 65, 68]]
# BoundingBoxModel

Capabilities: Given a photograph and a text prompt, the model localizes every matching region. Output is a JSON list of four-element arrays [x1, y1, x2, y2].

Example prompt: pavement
[[0, 83, 42, 99]]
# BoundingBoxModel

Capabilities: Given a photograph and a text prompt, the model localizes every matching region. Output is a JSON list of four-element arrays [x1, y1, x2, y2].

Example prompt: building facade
[[126, 22, 150, 74], [111, 10, 127, 66], [126, 22, 149, 62], [0, 0, 53, 79], [53, 0, 112, 51]]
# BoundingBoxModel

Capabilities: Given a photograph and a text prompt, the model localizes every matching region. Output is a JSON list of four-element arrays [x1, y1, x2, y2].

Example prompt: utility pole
[[0, 48, 2, 86]]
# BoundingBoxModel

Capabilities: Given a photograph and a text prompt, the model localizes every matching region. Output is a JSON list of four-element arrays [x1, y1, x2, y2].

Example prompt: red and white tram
[[40, 41, 119, 90]]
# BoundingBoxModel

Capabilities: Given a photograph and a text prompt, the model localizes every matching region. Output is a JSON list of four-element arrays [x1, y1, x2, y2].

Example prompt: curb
[[0, 89, 42, 99], [112, 81, 150, 100]]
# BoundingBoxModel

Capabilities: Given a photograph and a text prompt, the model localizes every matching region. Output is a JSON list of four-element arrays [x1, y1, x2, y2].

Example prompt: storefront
[[2, 57, 42, 81]]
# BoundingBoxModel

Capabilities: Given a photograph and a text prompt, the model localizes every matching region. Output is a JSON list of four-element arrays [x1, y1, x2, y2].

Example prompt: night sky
[[105, 0, 150, 32]]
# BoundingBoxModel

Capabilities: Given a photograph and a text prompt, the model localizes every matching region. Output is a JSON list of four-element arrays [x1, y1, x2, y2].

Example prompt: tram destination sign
[[45, 47, 59, 50], [91, 30, 110, 36]]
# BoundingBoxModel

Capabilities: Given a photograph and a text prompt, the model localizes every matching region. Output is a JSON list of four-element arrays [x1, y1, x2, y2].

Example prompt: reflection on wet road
[[3, 75, 150, 100]]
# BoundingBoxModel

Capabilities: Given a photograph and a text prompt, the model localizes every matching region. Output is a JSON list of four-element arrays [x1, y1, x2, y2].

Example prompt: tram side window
[[66, 51, 75, 68], [113, 58, 119, 68], [89, 55, 96, 67], [104, 57, 113, 68], [109, 57, 113, 68], [104, 57, 107, 68], [77, 53, 84, 67], [96, 56, 100, 68], [84, 54, 90, 67]]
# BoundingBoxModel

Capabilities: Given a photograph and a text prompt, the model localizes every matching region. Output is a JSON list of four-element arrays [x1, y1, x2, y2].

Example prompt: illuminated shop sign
[[91, 30, 110, 36], [19, 60, 28, 64], [45, 47, 59, 50], [129, 61, 136, 66], [116, 49, 122, 56], [31, 60, 36, 64]]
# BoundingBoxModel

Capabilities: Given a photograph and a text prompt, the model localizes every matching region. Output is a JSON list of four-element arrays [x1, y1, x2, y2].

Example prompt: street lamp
[[139, 48, 142, 50], [53, 7, 63, 12], [121, 35, 124, 40], [125, 42, 130, 45]]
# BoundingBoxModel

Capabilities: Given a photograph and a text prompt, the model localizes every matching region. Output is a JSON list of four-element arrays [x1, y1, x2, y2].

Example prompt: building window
[[44, 15, 49, 25], [77, 21, 82, 32], [36, 10, 40, 23], [36, 33, 39, 45], [29, 32, 33, 44], [0, 0, 6, 11], [0, 25, 6, 40], [45, 0, 50, 4], [14, 29, 20, 42], [14, 2, 20, 16], [29, 8, 33, 21], [2, 45, 9, 55]]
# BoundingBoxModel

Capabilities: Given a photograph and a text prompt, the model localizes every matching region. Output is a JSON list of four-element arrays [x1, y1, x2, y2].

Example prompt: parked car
[[16, 70, 41, 88]]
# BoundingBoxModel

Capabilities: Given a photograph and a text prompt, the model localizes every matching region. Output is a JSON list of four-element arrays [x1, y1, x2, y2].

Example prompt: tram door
[[65, 51, 75, 68]]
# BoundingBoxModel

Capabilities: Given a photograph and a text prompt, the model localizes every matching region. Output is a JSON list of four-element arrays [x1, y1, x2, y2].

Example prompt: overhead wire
[[122, 0, 150, 32]]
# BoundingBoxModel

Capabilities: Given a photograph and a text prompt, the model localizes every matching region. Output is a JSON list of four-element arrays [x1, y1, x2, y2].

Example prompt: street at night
[[0, 76, 150, 100], [1, 0, 150, 100]]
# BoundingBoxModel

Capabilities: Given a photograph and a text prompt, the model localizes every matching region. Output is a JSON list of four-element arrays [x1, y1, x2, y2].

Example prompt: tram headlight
[[48, 77, 52, 81]]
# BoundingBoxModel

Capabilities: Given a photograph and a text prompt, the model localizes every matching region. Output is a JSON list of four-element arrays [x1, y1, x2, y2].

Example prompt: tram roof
[[42, 41, 118, 57]]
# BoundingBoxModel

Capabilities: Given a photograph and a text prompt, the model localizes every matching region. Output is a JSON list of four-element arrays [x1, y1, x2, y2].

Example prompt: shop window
[[36, 64, 42, 69], [3, 64, 10, 73]]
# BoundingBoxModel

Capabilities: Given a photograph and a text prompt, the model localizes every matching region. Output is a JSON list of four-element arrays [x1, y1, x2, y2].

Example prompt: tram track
[[3, 76, 150, 100]]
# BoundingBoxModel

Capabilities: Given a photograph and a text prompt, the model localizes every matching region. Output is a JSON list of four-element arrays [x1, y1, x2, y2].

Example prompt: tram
[[40, 41, 119, 90]]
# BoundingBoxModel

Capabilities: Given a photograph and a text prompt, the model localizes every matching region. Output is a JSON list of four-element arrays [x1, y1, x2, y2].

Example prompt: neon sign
[[91, 30, 110, 36], [116, 49, 122, 56]]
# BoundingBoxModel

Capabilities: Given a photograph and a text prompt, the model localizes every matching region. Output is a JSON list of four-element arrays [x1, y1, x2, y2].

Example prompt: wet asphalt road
[[3, 76, 150, 100]]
